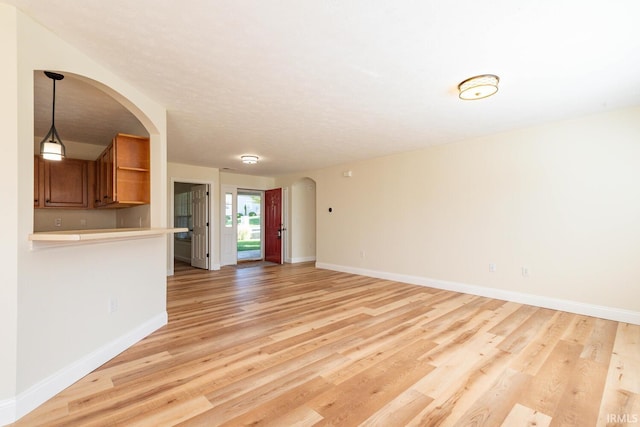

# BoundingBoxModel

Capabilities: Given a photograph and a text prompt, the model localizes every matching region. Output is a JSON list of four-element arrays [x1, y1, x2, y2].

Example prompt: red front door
[[264, 188, 282, 264]]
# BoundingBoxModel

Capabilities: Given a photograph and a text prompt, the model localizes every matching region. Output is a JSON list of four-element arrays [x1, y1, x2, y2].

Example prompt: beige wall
[[311, 107, 640, 316], [2, 5, 168, 423], [34, 209, 117, 231], [220, 171, 276, 190], [290, 178, 316, 262], [33, 205, 150, 232]]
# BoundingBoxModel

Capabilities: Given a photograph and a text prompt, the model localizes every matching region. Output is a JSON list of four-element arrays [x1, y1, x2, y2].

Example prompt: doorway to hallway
[[173, 182, 210, 270]]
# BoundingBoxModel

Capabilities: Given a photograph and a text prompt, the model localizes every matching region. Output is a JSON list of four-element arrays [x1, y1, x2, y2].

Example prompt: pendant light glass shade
[[41, 141, 65, 160], [39, 71, 66, 161]]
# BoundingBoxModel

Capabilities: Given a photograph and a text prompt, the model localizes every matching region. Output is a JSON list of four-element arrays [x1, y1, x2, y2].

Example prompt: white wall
[[311, 107, 640, 322], [1, 6, 169, 423]]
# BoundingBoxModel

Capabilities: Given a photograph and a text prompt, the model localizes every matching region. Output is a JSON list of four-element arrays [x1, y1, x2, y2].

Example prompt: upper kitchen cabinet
[[96, 133, 150, 208], [37, 157, 90, 208], [34, 156, 42, 207]]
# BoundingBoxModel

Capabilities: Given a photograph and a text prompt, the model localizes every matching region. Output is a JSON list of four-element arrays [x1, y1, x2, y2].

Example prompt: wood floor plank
[[126, 396, 213, 427], [498, 307, 556, 354], [518, 340, 583, 416], [550, 357, 608, 426], [11, 261, 640, 426], [580, 317, 618, 365], [452, 368, 531, 427], [597, 323, 640, 425], [508, 311, 575, 376], [310, 339, 436, 426], [488, 304, 540, 337], [608, 323, 640, 394], [500, 403, 552, 427], [408, 347, 513, 426], [360, 389, 434, 427], [216, 376, 332, 427], [191, 353, 347, 425], [561, 315, 596, 346]]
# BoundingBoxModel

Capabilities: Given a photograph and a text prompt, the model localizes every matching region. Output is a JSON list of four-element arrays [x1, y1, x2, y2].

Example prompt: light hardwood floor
[[14, 262, 640, 426]]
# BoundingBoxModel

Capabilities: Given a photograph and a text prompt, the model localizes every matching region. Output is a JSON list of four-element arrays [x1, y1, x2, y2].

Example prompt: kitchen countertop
[[29, 227, 189, 242]]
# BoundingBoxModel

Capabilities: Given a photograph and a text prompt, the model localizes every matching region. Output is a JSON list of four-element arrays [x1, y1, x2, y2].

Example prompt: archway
[[32, 70, 157, 232]]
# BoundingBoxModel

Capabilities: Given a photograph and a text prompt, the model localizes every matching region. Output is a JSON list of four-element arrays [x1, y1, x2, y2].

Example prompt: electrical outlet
[[489, 263, 496, 272], [360, 250, 365, 258], [80, 219, 87, 227], [54, 218, 62, 227], [108, 297, 118, 313], [522, 267, 529, 277]]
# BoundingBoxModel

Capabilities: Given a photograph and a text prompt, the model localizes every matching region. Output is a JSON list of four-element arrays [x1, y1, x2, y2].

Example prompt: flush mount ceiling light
[[458, 74, 500, 100], [241, 155, 259, 164], [40, 71, 67, 161]]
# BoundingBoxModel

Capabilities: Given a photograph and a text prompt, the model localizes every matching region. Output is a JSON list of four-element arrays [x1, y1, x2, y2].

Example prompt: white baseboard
[[290, 256, 316, 263], [316, 262, 640, 325], [1, 312, 167, 425], [0, 397, 16, 427]]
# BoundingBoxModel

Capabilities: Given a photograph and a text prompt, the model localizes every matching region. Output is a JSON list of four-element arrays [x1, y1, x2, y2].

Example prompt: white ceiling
[[9, 0, 640, 176]]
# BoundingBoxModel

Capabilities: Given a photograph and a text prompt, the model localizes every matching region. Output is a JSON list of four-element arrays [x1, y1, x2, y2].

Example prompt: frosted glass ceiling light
[[241, 155, 259, 164], [39, 71, 67, 161], [458, 74, 499, 100]]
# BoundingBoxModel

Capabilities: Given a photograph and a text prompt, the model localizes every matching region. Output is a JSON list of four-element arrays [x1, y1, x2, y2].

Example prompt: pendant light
[[39, 71, 66, 161]]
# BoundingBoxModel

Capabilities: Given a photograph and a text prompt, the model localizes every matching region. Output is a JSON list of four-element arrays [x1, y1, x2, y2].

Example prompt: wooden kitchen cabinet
[[95, 144, 114, 207], [34, 156, 42, 207], [95, 133, 150, 208], [36, 157, 90, 208]]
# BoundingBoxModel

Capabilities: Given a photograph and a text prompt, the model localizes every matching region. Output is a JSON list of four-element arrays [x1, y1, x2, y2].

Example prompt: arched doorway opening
[[32, 70, 157, 232]]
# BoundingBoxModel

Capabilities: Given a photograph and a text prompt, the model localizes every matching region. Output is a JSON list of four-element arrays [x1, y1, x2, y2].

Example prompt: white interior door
[[191, 184, 209, 269], [220, 185, 237, 266]]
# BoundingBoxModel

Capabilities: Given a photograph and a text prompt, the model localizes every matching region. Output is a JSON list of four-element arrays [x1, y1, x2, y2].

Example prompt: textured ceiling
[[34, 71, 147, 148], [10, 0, 640, 176]]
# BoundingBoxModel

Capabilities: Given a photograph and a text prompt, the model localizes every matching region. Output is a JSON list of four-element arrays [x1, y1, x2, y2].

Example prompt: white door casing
[[220, 185, 237, 266]]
